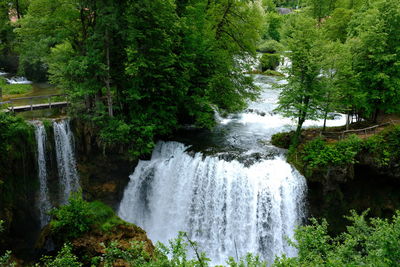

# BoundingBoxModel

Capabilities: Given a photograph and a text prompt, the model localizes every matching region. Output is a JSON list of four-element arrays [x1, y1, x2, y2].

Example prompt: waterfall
[[33, 122, 52, 227], [6, 76, 32, 84], [119, 141, 307, 264], [53, 119, 80, 204]]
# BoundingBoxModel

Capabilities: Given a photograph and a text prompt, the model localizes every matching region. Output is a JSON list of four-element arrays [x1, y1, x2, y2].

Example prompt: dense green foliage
[[364, 125, 400, 167], [4, 0, 265, 156], [282, 125, 400, 176], [302, 135, 363, 168], [260, 53, 280, 71], [276, 14, 324, 144], [39, 243, 83, 267], [275, 0, 400, 146], [274, 211, 400, 266], [50, 193, 125, 240]]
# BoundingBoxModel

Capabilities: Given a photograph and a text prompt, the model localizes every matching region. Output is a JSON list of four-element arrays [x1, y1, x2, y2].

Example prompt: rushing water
[[53, 119, 80, 204], [6, 76, 32, 84], [33, 122, 52, 227], [119, 74, 345, 264]]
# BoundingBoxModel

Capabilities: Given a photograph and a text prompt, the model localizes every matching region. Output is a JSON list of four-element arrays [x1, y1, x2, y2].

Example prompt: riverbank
[[272, 122, 400, 234]]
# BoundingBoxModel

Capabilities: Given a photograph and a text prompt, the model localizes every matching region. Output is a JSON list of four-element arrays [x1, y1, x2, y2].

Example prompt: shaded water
[[53, 119, 80, 204], [33, 122, 52, 227]]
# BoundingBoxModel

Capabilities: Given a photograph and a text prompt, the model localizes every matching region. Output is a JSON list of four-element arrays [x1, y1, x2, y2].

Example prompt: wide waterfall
[[119, 142, 306, 264], [53, 119, 80, 204], [33, 122, 52, 227]]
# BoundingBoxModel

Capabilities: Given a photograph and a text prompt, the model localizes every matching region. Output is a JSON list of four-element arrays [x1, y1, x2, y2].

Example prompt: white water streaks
[[119, 142, 307, 265], [33, 122, 52, 227], [6, 76, 32, 84], [53, 119, 80, 204]]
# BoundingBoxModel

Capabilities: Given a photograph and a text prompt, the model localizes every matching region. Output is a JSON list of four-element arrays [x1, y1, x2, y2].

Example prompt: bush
[[40, 243, 82, 267], [364, 125, 400, 166], [271, 131, 294, 149], [260, 53, 280, 71], [50, 193, 127, 241], [273, 211, 400, 266], [257, 40, 283, 53], [50, 193, 96, 240], [302, 135, 363, 169]]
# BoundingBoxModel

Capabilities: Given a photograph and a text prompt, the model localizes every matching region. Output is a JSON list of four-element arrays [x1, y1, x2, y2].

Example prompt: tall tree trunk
[[323, 109, 328, 132], [293, 96, 310, 146], [15, 0, 21, 19], [346, 113, 350, 130], [105, 28, 113, 117]]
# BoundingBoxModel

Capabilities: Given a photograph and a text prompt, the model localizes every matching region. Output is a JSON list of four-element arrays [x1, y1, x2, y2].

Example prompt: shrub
[[260, 53, 280, 71], [257, 40, 283, 53], [364, 125, 400, 166], [301, 135, 363, 169], [40, 243, 82, 267], [50, 193, 95, 240], [50, 193, 127, 241], [273, 211, 400, 266]]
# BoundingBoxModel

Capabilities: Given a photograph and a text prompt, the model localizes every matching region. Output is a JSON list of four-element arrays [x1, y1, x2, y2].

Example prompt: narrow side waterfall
[[53, 120, 80, 203], [34, 123, 52, 227], [119, 141, 307, 264]]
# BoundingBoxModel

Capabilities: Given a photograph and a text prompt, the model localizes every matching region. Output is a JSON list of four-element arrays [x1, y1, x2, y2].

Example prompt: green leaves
[[274, 211, 400, 267], [302, 135, 363, 169]]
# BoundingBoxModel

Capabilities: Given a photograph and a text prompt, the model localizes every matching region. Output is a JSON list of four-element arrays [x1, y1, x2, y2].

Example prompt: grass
[[0, 77, 32, 96]]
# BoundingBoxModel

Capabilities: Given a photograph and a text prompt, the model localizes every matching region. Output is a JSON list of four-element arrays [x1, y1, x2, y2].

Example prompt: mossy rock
[[263, 70, 285, 77], [271, 131, 294, 149], [260, 53, 280, 71]]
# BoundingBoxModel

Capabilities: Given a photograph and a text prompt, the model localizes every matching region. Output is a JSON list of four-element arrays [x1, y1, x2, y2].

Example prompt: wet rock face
[[71, 120, 136, 210], [306, 155, 400, 235]]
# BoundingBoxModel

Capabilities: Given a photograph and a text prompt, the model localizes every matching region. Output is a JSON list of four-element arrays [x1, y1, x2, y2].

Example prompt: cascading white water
[[33, 122, 52, 227], [53, 119, 80, 203], [119, 141, 306, 264], [6, 76, 32, 84]]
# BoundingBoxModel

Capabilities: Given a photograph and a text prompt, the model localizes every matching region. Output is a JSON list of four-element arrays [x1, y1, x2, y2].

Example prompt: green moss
[[263, 69, 285, 76], [271, 131, 293, 149], [285, 126, 400, 178], [0, 112, 37, 234]]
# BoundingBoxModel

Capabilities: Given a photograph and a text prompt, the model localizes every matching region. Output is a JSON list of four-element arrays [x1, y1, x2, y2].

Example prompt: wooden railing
[[322, 120, 400, 139], [0, 94, 68, 112]]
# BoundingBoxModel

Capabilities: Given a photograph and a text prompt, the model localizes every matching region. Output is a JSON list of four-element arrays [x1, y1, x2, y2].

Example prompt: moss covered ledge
[[271, 125, 400, 234]]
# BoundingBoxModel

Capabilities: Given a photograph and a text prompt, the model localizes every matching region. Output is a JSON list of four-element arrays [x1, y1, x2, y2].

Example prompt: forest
[[1, 0, 400, 266]]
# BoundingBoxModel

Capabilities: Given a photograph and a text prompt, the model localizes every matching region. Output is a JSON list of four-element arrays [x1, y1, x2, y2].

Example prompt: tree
[[323, 8, 353, 43], [263, 11, 284, 41], [276, 15, 325, 145], [345, 0, 400, 121], [305, 0, 337, 22], [273, 211, 400, 266]]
